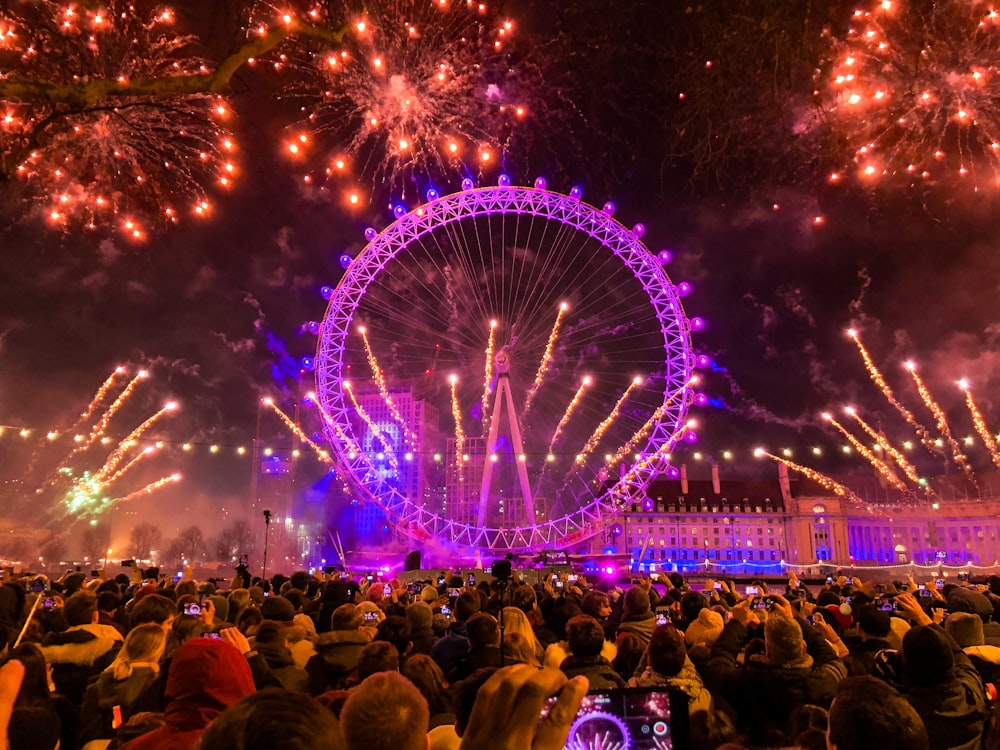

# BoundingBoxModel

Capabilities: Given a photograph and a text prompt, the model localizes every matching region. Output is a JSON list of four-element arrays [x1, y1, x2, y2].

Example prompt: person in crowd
[[2, 643, 66, 750], [612, 631, 646, 682], [827, 675, 929, 750], [499, 606, 545, 666], [503, 631, 540, 667], [307, 603, 373, 694], [253, 621, 310, 692], [374, 615, 413, 665], [842, 605, 894, 676], [947, 611, 1000, 686], [446, 612, 501, 682], [430, 590, 481, 674], [122, 637, 256, 750], [287, 613, 318, 668], [555, 615, 625, 689], [629, 623, 712, 713], [78, 623, 167, 746], [340, 671, 428, 750], [199, 688, 345, 750], [407, 601, 437, 655], [580, 590, 615, 641], [616, 587, 657, 646], [400, 654, 455, 730]]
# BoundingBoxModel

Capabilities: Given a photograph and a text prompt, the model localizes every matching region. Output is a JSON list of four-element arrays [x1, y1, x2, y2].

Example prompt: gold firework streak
[[524, 303, 567, 416], [76, 369, 150, 454], [756, 449, 860, 502], [843, 406, 922, 485], [606, 377, 695, 471], [905, 361, 975, 482], [96, 402, 176, 481], [450, 375, 465, 479], [359, 327, 414, 447], [304, 392, 357, 458], [343, 383, 399, 471], [264, 398, 332, 463], [481, 320, 497, 431], [102, 446, 155, 486], [566, 377, 643, 482], [823, 412, 909, 492], [70, 367, 125, 434], [113, 474, 180, 506], [960, 379, 1000, 469], [548, 376, 591, 454]]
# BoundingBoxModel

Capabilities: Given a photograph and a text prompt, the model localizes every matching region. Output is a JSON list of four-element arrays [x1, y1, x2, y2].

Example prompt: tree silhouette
[[128, 521, 163, 561], [214, 519, 255, 563]]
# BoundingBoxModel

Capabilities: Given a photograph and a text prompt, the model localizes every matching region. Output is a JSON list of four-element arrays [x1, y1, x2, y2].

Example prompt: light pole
[[262, 509, 272, 581]]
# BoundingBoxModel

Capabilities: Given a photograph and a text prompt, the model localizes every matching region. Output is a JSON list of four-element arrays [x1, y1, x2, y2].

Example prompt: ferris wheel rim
[[315, 183, 696, 552]]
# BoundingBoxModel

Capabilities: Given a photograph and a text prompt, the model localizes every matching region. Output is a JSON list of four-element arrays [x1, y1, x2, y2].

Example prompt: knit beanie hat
[[420, 585, 439, 604], [946, 612, 986, 649], [765, 614, 806, 666], [406, 601, 433, 631], [685, 608, 724, 647], [260, 595, 296, 622], [623, 587, 651, 618], [209, 594, 229, 623], [902, 625, 955, 685]]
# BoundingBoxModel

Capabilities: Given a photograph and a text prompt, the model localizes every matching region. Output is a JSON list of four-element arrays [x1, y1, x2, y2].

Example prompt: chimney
[[680, 463, 689, 495], [711, 463, 721, 494], [778, 462, 792, 504]]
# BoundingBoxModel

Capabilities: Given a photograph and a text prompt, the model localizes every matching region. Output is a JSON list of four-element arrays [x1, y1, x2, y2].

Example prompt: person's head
[[454, 590, 481, 622], [685, 608, 725, 648], [466, 612, 499, 648], [129, 593, 176, 631], [827, 675, 928, 750], [902, 624, 955, 685], [648, 624, 687, 676], [503, 631, 539, 666], [290, 571, 311, 593], [581, 590, 612, 620], [164, 638, 256, 727], [357, 641, 399, 680], [3, 643, 50, 705], [623, 586, 651, 619], [332, 603, 363, 631], [510, 584, 537, 615], [63, 590, 98, 627], [172, 613, 208, 644], [500, 607, 541, 654], [400, 654, 450, 716], [237, 606, 263, 637], [405, 601, 433, 634], [612, 631, 646, 678], [228, 588, 251, 615], [113, 623, 167, 680], [679, 590, 707, 622], [566, 615, 606, 660], [260, 595, 296, 623], [200, 688, 344, 750], [340, 671, 428, 750], [945, 611, 986, 648], [375, 615, 412, 657], [853, 606, 891, 640], [764, 613, 807, 667]]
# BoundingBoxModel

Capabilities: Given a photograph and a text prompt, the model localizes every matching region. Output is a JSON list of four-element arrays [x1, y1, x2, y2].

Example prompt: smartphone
[[745, 586, 759, 596], [920, 588, 932, 598], [199, 593, 210, 603], [363, 611, 380, 622], [805, 614, 818, 626], [873, 583, 885, 594], [468, 574, 476, 586], [42, 597, 56, 609], [447, 588, 462, 599], [935, 579, 945, 590], [383, 584, 392, 596], [878, 598, 901, 613], [30, 579, 45, 593], [541, 687, 689, 749], [713, 582, 722, 590], [753, 597, 770, 610], [183, 602, 202, 617], [654, 606, 670, 627], [958, 572, 970, 582], [568, 575, 578, 583], [90, 570, 100, 578], [408, 582, 423, 595], [202, 632, 222, 640], [122, 559, 134, 568], [367, 573, 375, 581], [655, 613, 668, 626], [437, 576, 446, 586], [239, 555, 248, 566], [555, 581, 564, 589], [440, 605, 452, 617], [826, 576, 834, 584]]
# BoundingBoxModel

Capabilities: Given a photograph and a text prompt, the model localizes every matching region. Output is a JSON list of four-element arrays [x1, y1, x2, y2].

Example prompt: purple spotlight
[[684, 431, 698, 444], [677, 281, 692, 297], [306, 321, 320, 335], [570, 185, 583, 200], [300, 357, 315, 371], [693, 392, 708, 407], [666, 466, 680, 479], [534, 176, 547, 190], [426, 188, 439, 201], [364, 227, 377, 241], [695, 355, 711, 368], [690, 317, 705, 331], [461, 178, 474, 191], [498, 174, 511, 187], [632, 223, 646, 238], [320, 286, 334, 300], [393, 204, 406, 218], [602, 201, 616, 216], [339, 254, 352, 269]]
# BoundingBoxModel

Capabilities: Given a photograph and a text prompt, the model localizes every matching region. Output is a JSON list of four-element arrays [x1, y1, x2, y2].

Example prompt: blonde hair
[[501, 606, 543, 664], [111, 623, 166, 681]]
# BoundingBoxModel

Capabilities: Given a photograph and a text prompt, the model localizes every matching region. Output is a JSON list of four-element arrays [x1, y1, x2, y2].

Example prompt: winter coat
[[122, 638, 255, 750], [616, 612, 657, 646], [305, 629, 372, 695], [965, 644, 1000, 687], [430, 621, 471, 674], [559, 654, 626, 690], [78, 665, 158, 745], [842, 636, 894, 676], [255, 640, 309, 693], [628, 655, 713, 714], [42, 623, 124, 706]]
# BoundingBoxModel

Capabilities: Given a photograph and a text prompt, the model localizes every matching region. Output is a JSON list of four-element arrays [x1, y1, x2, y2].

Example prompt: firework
[[843, 405, 922, 485], [904, 361, 976, 482], [606, 378, 694, 471], [548, 376, 591, 455], [960, 379, 1000, 468], [305, 391, 360, 457], [523, 303, 567, 417], [0, 1, 240, 238], [567, 377, 643, 481], [95, 402, 177, 481], [101, 446, 156, 486], [359, 326, 414, 446], [264, 397, 332, 463], [113, 474, 181, 507], [822, 412, 909, 492], [450, 374, 465, 477], [755, 449, 861, 502], [72, 370, 149, 457], [342, 383, 399, 470], [69, 366, 125, 434], [822, 1, 1000, 189], [280, 0, 534, 198], [481, 320, 497, 430], [847, 330, 938, 452]]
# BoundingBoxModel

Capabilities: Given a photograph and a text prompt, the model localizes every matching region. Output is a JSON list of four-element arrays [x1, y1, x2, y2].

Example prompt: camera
[[490, 559, 512, 580], [440, 605, 452, 617], [542, 687, 689, 749], [383, 584, 392, 596], [183, 602, 202, 617]]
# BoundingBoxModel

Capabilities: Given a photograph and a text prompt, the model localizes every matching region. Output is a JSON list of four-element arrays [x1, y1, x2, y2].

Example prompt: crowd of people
[[1, 563, 1000, 749]]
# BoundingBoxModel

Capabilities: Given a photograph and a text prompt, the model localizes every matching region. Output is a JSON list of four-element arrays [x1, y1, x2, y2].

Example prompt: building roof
[[642, 478, 787, 512]]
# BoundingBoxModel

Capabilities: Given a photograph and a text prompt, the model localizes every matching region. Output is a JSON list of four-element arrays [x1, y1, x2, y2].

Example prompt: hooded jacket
[[629, 655, 713, 714], [616, 612, 657, 646], [42, 623, 124, 706], [78, 665, 158, 745], [122, 638, 255, 750], [305, 629, 372, 694]]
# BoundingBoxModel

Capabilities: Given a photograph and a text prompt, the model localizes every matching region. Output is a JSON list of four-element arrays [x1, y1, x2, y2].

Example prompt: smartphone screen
[[542, 687, 689, 749], [745, 586, 759, 596]]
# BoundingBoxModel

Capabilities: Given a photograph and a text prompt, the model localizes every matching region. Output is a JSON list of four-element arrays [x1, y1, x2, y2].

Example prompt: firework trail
[[847, 330, 938, 452], [95, 401, 177, 481], [450, 374, 465, 478], [606, 378, 695, 471], [113, 474, 181, 508], [755, 449, 861, 502], [102, 446, 156, 486], [359, 326, 414, 446], [904, 361, 976, 482], [523, 303, 567, 417], [566, 377, 642, 483], [265, 397, 332, 463], [72, 370, 149, 456], [822, 412, 909, 492], [69, 367, 125, 434], [305, 391, 360, 457], [960, 379, 1000, 468], [343, 383, 399, 470], [548, 376, 591, 454], [481, 320, 497, 431], [843, 406, 922, 485]]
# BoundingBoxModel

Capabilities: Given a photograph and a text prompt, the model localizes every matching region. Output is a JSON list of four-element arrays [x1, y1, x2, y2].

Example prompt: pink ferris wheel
[[315, 178, 701, 553]]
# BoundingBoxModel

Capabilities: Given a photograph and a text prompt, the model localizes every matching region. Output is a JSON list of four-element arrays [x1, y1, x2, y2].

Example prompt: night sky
[[2, 0, 1000, 550]]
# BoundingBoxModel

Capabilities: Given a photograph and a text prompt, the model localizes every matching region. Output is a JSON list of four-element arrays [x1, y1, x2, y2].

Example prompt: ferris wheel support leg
[[477, 374, 535, 527]]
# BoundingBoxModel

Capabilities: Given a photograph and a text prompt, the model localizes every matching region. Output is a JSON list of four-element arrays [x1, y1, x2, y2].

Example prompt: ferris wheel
[[314, 178, 700, 553]]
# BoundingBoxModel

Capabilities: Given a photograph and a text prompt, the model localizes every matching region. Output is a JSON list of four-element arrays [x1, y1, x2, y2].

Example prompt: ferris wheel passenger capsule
[[677, 281, 692, 297], [632, 223, 646, 238], [658, 249, 672, 265], [498, 174, 511, 187], [320, 286, 333, 300], [393, 204, 406, 218], [426, 188, 439, 201], [461, 178, 474, 191], [602, 202, 615, 216], [690, 317, 705, 331], [534, 177, 547, 190], [569, 185, 583, 200], [364, 227, 377, 241]]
